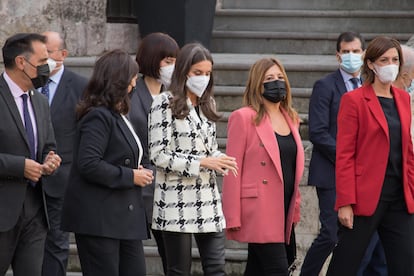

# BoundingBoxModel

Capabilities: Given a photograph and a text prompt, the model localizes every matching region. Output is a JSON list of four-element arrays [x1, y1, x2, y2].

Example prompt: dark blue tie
[[350, 77, 360, 90], [41, 80, 50, 99], [22, 94, 37, 187], [21, 94, 36, 161]]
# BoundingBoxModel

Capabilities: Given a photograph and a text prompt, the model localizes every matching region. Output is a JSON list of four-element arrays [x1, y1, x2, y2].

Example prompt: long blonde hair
[[243, 58, 298, 125]]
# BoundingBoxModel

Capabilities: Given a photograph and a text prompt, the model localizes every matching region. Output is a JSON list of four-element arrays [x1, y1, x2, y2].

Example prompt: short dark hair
[[77, 49, 139, 119], [362, 36, 403, 84], [2, 33, 47, 69], [135, 32, 179, 78], [336, 31, 366, 52]]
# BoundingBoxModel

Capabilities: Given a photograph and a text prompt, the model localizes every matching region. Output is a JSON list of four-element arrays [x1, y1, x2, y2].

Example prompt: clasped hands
[[200, 155, 238, 177], [133, 165, 154, 187], [24, 151, 62, 182]]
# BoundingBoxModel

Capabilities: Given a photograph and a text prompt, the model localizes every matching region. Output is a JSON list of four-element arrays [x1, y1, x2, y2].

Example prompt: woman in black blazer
[[61, 50, 154, 276], [129, 32, 179, 275]]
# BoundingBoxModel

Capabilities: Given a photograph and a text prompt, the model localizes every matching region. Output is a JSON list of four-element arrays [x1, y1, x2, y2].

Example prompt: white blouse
[[121, 114, 143, 167]]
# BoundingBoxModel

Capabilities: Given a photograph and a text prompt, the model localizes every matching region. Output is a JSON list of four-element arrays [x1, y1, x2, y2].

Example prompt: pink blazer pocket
[[241, 186, 258, 198]]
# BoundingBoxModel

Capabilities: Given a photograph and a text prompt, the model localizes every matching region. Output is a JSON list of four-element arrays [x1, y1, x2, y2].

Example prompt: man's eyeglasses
[[47, 49, 64, 54]]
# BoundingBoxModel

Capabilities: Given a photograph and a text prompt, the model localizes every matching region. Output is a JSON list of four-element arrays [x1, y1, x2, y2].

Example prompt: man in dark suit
[[300, 32, 387, 276], [40, 31, 88, 276], [0, 33, 61, 276]]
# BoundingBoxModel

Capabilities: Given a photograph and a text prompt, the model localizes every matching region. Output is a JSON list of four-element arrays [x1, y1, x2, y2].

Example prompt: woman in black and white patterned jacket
[[148, 43, 238, 276]]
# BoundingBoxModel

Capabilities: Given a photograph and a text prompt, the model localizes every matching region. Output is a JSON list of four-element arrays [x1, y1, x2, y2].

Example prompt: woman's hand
[[133, 165, 154, 187], [200, 155, 238, 176], [338, 205, 354, 229]]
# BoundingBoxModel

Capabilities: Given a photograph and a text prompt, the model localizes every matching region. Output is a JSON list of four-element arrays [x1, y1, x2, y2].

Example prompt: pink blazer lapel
[[254, 109, 304, 187], [255, 114, 284, 183]]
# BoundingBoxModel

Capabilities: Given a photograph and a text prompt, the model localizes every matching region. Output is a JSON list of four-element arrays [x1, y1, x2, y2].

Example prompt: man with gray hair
[[40, 31, 88, 276], [393, 44, 414, 141], [393, 45, 414, 93]]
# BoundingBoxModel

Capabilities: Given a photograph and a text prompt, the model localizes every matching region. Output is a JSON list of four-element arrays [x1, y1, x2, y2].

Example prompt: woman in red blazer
[[222, 58, 305, 275], [327, 37, 414, 276]]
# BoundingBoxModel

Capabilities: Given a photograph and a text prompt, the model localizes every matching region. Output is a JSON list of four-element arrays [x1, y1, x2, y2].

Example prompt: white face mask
[[373, 64, 399, 84], [47, 58, 57, 72], [406, 79, 414, 94], [158, 64, 175, 88], [186, 75, 210, 97]]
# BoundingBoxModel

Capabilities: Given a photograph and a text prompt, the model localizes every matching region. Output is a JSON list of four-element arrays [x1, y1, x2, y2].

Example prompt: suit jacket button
[[125, 159, 131, 166], [128, 204, 134, 211], [260, 161, 266, 166], [259, 143, 264, 147], [262, 179, 268, 184]]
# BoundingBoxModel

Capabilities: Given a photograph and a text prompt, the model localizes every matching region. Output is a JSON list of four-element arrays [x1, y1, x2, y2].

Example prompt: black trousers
[[75, 234, 146, 276], [244, 243, 289, 276], [300, 187, 338, 275], [42, 194, 69, 276], [162, 231, 225, 276], [152, 228, 167, 275], [0, 186, 47, 276], [327, 200, 414, 276]]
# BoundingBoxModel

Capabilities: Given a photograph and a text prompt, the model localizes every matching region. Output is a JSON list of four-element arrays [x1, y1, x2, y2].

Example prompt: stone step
[[221, 0, 414, 11], [65, 53, 337, 89], [211, 53, 336, 88], [213, 9, 414, 34], [211, 31, 412, 55]]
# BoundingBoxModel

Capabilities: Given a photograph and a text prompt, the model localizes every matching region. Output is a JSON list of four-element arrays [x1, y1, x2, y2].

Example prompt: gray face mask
[[262, 80, 287, 103]]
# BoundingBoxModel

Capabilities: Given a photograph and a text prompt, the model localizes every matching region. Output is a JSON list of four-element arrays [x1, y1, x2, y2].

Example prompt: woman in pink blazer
[[327, 36, 414, 276], [222, 58, 305, 276]]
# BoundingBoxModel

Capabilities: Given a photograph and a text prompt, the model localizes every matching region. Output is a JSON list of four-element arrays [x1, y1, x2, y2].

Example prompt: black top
[[378, 96, 403, 201], [275, 132, 297, 215]]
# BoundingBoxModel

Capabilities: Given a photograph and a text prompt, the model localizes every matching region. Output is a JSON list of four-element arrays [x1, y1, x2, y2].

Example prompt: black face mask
[[31, 63, 50, 89], [24, 59, 50, 89], [262, 80, 287, 103]]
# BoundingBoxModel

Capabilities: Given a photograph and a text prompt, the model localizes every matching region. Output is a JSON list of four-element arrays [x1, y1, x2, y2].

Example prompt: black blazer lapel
[[50, 71, 69, 113], [116, 114, 139, 168], [0, 75, 31, 152], [135, 78, 153, 115], [334, 69, 347, 95]]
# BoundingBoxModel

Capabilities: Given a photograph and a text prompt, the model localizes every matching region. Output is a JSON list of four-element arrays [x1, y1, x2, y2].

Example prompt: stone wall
[[0, 0, 138, 61]]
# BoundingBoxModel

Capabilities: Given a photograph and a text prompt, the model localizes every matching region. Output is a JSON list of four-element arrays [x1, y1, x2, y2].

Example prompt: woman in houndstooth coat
[[148, 43, 238, 276]]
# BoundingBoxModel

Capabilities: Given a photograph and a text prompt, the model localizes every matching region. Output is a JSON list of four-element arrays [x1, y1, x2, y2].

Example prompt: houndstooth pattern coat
[[148, 92, 226, 233]]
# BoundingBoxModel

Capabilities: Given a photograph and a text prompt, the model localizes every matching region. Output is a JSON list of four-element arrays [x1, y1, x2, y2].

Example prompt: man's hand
[[24, 159, 43, 182], [42, 151, 62, 175]]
